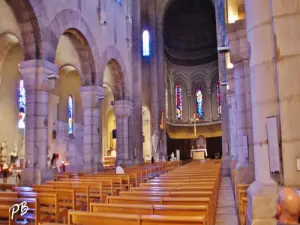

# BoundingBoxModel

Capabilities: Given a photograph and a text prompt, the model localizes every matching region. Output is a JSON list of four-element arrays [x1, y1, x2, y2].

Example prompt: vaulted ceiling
[[164, 0, 218, 66]]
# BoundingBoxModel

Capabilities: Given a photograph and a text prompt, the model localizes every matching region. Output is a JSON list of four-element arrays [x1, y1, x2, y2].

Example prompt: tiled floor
[[216, 177, 238, 225]]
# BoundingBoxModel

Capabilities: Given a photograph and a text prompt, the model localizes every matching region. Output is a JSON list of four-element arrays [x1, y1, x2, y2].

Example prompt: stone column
[[271, 0, 300, 187], [170, 89, 176, 122], [80, 86, 105, 172], [131, 0, 144, 165], [20, 59, 58, 185], [227, 20, 254, 185], [48, 94, 59, 154], [148, 1, 160, 152], [227, 68, 238, 161], [114, 100, 133, 166], [207, 88, 212, 122], [187, 90, 192, 120], [215, 0, 230, 176], [92, 87, 105, 171], [156, 19, 167, 158], [245, 0, 279, 224]]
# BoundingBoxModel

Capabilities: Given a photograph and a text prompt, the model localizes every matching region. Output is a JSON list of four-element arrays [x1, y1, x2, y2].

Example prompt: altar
[[191, 149, 207, 160]]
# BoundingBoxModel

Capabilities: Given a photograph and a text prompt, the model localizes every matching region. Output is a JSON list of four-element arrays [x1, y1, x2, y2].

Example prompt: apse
[[164, 0, 217, 66]]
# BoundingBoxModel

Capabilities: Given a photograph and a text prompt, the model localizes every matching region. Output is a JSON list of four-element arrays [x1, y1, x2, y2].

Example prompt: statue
[[0, 138, 8, 163], [152, 130, 159, 153], [275, 187, 300, 224], [9, 143, 18, 164], [170, 152, 176, 161]]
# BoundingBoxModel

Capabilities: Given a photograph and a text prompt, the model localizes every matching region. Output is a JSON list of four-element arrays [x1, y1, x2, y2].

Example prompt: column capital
[[19, 59, 59, 91], [49, 94, 59, 105], [80, 85, 106, 108], [226, 19, 249, 64], [187, 90, 192, 97], [114, 100, 133, 118]]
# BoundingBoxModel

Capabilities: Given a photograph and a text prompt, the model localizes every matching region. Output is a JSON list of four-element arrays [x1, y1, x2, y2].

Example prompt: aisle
[[216, 176, 238, 225]]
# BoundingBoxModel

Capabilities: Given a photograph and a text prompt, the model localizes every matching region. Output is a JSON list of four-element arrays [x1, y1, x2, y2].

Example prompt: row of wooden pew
[[231, 165, 249, 225], [0, 161, 180, 224], [41, 160, 221, 225], [0, 160, 221, 225]]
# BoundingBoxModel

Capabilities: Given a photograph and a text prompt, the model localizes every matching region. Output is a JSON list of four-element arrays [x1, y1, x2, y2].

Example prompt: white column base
[[246, 181, 278, 225]]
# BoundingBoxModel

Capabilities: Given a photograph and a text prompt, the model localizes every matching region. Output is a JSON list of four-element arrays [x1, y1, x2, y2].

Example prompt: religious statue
[[151, 130, 159, 153], [9, 143, 18, 164], [275, 187, 300, 225], [0, 138, 8, 163], [170, 152, 176, 161]]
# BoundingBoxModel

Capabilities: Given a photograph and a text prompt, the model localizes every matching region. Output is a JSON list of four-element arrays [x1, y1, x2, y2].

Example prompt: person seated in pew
[[275, 187, 300, 225], [116, 163, 125, 174], [151, 157, 155, 164]]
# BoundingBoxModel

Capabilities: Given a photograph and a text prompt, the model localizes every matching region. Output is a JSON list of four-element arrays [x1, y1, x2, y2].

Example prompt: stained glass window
[[68, 95, 73, 134], [117, 0, 122, 5], [217, 81, 221, 117], [176, 85, 182, 120], [196, 87, 204, 119], [18, 80, 26, 129], [142, 30, 150, 57]]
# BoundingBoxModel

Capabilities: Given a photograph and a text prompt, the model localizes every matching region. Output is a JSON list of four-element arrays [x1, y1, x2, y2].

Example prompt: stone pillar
[[48, 94, 59, 154], [245, 0, 279, 224], [114, 100, 133, 166], [227, 20, 254, 185], [227, 68, 238, 161], [20, 60, 58, 185], [215, 0, 230, 176], [187, 90, 192, 120], [271, 0, 300, 187], [148, 1, 160, 153], [170, 90, 176, 122], [131, 0, 144, 165], [207, 88, 212, 122], [80, 86, 105, 172]]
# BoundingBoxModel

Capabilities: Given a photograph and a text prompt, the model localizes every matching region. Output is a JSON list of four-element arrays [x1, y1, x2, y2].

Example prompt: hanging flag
[[160, 110, 165, 130]]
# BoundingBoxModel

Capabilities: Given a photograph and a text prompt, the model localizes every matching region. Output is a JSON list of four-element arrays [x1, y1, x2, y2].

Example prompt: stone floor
[[216, 176, 238, 225]]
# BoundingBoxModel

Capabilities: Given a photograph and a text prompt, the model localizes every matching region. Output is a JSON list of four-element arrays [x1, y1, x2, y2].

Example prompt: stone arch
[[192, 78, 208, 93], [44, 9, 100, 85], [0, 33, 21, 74], [174, 77, 188, 92], [173, 73, 190, 90], [7, 0, 45, 60], [98, 45, 128, 100], [103, 59, 125, 100], [211, 72, 220, 89]]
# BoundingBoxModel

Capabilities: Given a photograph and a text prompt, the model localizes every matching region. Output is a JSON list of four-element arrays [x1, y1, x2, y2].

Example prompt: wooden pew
[[13, 186, 87, 211], [140, 181, 216, 189], [106, 195, 213, 222], [45, 180, 107, 202], [119, 191, 215, 208], [237, 184, 249, 225], [67, 211, 207, 225], [0, 197, 39, 225], [90, 203, 209, 225]]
